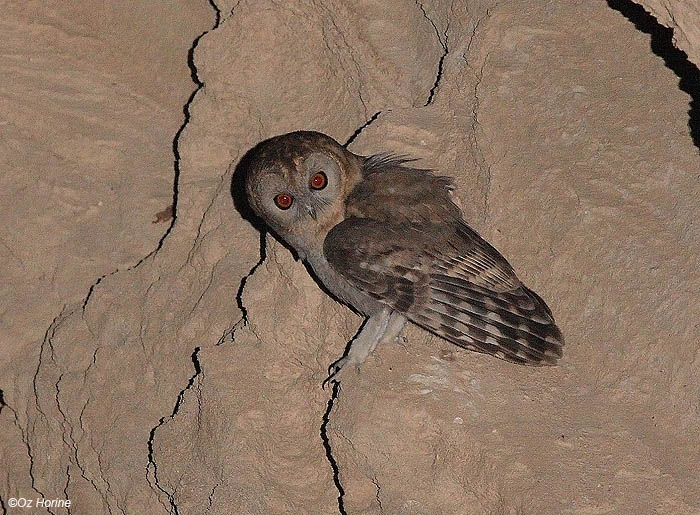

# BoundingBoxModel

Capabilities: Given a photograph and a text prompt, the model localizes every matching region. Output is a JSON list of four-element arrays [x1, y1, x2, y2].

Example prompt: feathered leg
[[325, 309, 406, 385], [379, 311, 407, 345]]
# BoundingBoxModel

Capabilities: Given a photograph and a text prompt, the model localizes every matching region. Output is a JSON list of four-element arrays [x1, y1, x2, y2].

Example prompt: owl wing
[[323, 217, 563, 365]]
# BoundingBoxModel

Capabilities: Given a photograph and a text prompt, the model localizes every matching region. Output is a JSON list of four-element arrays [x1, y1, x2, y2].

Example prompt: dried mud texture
[[1, 0, 699, 514], [635, 0, 700, 65]]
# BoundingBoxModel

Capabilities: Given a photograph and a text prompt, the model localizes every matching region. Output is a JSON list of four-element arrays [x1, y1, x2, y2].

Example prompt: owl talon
[[323, 356, 360, 388]]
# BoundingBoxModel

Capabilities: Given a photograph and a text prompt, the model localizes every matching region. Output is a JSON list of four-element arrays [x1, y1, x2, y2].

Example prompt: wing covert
[[323, 217, 563, 365]]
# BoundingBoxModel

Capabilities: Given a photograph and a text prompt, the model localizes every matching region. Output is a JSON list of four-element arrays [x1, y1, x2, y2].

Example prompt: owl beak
[[306, 204, 317, 220]]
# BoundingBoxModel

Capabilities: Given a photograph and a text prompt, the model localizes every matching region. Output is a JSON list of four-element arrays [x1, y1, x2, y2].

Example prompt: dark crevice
[[140, 0, 217, 505], [371, 476, 384, 514], [216, 323, 237, 346], [320, 382, 346, 515], [607, 0, 700, 150], [425, 44, 448, 106], [224, 0, 241, 22], [344, 111, 382, 147], [30, 306, 71, 507], [33, 306, 69, 422], [216, 322, 239, 346], [236, 231, 267, 325], [216, 228, 267, 346], [1, 389, 48, 508], [82, 1, 225, 311], [205, 0, 222, 48], [417, 1, 449, 106], [54, 374, 107, 511], [125, 0, 224, 276], [146, 347, 202, 514], [82, 269, 118, 313], [170, 0, 221, 218], [0, 390, 7, 515], [63, 465, 72, 515], [25, 440, 45, 505], [95, 448, 122, 515], [16, 408, 47, 503], [205, 481, 220, 513], [228, 138, 277, 347]]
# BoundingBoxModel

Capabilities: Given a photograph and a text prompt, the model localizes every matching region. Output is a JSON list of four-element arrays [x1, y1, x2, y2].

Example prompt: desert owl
[[244, 131, 563, 382]]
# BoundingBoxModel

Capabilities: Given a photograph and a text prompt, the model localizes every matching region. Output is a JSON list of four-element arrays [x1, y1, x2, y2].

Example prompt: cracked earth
[[2, 0, 700, 513]]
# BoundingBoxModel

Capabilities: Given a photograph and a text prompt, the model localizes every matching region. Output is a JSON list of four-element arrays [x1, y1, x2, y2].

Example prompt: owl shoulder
[[344, 156, 459, 223]]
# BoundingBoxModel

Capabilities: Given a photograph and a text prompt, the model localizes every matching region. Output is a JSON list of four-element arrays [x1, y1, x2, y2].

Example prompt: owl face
[[244, 131, 362, 250], [248, 151, 342, 227]]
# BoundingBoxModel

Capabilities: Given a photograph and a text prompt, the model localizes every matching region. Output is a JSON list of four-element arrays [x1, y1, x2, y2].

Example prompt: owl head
[[244, 131, 362, 252]]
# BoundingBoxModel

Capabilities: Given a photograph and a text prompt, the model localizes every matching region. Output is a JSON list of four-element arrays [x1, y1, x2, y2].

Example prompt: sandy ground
[[1, 1, 699, 514]]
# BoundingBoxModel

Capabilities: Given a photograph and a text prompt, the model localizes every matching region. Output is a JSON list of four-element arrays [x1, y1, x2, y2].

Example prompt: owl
[[244, 131, 563, 382]]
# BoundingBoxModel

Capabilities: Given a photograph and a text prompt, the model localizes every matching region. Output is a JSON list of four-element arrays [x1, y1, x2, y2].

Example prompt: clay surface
[[1, 0, 699, 514], [636, 0, 700, 64]]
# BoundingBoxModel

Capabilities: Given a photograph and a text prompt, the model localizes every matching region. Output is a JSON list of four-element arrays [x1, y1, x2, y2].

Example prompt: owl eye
[[274, 193, 294, 210], [310, 171, 327, 190]]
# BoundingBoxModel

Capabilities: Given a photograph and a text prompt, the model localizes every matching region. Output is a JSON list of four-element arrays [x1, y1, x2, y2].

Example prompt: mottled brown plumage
[[244, 131, 563, 380]]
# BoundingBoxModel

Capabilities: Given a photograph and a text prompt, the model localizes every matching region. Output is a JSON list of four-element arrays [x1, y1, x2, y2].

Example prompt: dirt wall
[[1, 1, 699, 513]]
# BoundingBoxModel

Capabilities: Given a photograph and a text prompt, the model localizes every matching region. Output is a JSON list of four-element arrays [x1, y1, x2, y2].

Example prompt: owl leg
[[325, 308, 395, 385], [378, 311, 407, 346]]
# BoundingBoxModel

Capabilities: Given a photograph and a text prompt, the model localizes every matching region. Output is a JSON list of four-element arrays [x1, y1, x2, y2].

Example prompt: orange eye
[[274, 193, 293, 210], [310, 171, 327, 190]]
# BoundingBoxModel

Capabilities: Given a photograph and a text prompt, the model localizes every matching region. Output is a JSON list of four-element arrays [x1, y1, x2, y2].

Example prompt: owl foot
[[323, 310, 407, 387], [323, 355, 361, 388]]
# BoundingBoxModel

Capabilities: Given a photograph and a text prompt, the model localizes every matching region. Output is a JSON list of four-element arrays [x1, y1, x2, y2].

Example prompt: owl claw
[[322, 356, 360, 388]]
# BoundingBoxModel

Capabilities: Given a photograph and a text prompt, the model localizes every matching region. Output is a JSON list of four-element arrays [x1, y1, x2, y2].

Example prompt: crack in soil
[[0, 391, 15, 515], [416, 1, 450, 105], [371, 475, 384, 514], [81, 269, 119, 313], [81, 1, 227, 314], [216, 227, 268, 347], [320, 381, 347, 515], [54, 372, 108, 512], [462, 9, 494, 224], [28, 306, 73, 513], [205, 481, 221, 513], [344, 111, 383, 147], [3, 392, 48, 509], [146, 347, 202, 514], [607, 0, 700, 150], [1, 389, 51, 511], [235, 230, 267, 327], [63, 464, 72, 515]]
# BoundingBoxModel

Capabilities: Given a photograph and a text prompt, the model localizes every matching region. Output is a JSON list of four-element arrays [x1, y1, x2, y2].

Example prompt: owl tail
[[412, 277, 564, 365]]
